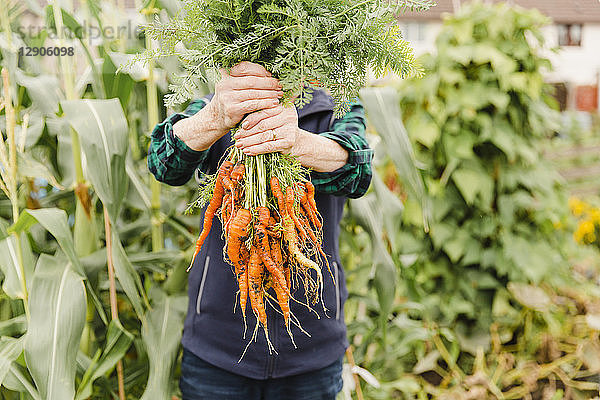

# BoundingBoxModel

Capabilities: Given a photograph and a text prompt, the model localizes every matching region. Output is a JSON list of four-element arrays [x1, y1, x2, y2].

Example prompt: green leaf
[[0, 336, 24, 386], [360, 86, 430, 229], [15, 70, 62, 116], [0, 315, 27, 337], [442, 229, 471, 263], [406, 113, 440, 148], [11, 208, 85, 277], [17, 152, 64, 189], [75, 320, 133, 400], [454, 324, 490, 355], [24, 254, 87, 400], [102, 54, 135, 109], [349, 195, 397, 319], [0, 233, 35, 299], [139, 290, 187, 400], [2, 361, 41, 400], [371, 173, 403, 251], [61, 99, 129, 223], [112, 230, 150, 321], [451, 168, 494, 207]]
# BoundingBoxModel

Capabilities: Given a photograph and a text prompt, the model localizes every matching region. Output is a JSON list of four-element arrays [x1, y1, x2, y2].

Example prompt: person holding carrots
[[148, 61, 373, 400]]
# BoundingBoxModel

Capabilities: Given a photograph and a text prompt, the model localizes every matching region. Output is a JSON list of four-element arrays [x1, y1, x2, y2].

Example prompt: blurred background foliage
[[0, 1, 599, 400]]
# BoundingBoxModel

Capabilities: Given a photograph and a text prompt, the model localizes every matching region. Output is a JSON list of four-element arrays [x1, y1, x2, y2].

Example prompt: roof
[[398, 0, 600, 24]]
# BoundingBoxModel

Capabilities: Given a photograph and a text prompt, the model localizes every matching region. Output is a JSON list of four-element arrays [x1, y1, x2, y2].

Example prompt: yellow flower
[[569, 197, 587, 216], [574, 229, 584, 244], [581, 220, 594, 234], [584, 231, 597, 244], [591, 210, 600, 224]]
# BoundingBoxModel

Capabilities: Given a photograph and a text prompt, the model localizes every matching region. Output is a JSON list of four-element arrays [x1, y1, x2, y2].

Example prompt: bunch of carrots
[[188, 148, 331, 353]]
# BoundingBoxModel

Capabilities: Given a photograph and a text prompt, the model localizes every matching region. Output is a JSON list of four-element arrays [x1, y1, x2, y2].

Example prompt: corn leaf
[[112, 229, 150, 321], [2, 361, 41, 400], [349, 194, 396, 324], [75, 320, 134, 400], [0, 336, 24, 386], [10, 208, 84, 277], [360, 86, 430, 230], [0, 233, 35, 299], [61, 99, 129, 223], [24, 254, 86, 400], [139, 289, 187, 400], [0, 315, 27, 337]]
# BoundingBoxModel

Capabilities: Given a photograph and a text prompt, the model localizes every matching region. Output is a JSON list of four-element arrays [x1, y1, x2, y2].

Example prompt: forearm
[[290, 129, 349, 172], [173, 103, 227, 151]]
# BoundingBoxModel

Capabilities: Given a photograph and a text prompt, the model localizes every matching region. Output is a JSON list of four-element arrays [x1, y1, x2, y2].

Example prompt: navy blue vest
[[181, 90, 349, 379]]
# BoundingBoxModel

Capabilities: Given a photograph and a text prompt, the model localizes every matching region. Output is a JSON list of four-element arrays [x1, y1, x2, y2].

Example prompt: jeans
[[180, 348, 343, 400]]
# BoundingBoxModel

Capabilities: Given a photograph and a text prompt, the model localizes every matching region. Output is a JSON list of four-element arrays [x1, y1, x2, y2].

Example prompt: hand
[[233, 105, 300, 156], [204, 61, 284, 134]]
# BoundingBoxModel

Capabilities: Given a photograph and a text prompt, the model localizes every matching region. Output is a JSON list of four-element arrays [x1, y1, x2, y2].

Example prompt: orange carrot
[[231, 163, 245, 183], [257, 227, 288, 293], [272, 274, 291, 331], [285, 186, 308, 242], [227, 208, 252, 275], [188, 161, 233, 270], [237, 244, 250, 326], [270, 176, 286, 215], [249, 246, 267, 328], [298, 185, 321, 229], [221, 192, 232, 235], [305, 181, 318, 213], [282, 213, 322, 295]]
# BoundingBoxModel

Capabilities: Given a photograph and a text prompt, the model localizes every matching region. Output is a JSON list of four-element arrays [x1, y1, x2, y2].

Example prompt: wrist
[[192, 102, 229, 138], [289, 128, 311, 158], [174, 103, 227, 151]]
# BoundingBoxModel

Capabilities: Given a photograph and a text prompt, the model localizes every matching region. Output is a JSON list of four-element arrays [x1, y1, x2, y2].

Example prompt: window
[[558, 24, 582, 46], [399, 22, 426, 43]]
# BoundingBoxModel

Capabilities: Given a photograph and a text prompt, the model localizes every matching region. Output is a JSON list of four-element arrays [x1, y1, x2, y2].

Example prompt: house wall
[[399, 19, 600, 111], [542, 23, 600, 86]]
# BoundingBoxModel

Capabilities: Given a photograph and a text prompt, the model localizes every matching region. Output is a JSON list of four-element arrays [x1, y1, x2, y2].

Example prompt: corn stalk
[[103, 207, 126, 400], [51, 1, 98, 254], [144, 4, 163, 252], [0, 68, 29, 318]]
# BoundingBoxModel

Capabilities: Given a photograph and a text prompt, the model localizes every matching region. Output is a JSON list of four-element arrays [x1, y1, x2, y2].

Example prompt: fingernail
[[242, 121, 250, 129], [272, 99, 280, 105]]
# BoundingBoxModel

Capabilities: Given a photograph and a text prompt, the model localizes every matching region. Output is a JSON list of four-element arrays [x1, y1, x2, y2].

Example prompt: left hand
[[233, 104, 299, 156]]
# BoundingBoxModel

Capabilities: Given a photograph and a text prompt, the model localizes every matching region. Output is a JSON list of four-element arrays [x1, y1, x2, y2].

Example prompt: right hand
[[205, 61, 283, 133]]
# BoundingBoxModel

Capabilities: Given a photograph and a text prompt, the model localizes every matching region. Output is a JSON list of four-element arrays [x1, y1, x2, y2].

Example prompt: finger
[[231, 89, 284, 103], [239, 107, 284, 131], [229, 76, 282, 91], [235, 113, 286, 140], [235, 129, 277, 149], [232, 98, 280, 115], [243, 139, 290, 156], [230, 61, 272, 77]]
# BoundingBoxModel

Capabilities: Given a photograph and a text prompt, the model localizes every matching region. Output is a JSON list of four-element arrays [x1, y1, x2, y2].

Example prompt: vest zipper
[[195, 256, 211, 314], [334, 262, 341, 320]]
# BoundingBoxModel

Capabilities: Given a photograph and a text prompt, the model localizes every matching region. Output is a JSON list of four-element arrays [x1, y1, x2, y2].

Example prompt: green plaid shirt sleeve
[[147, 99, 210, 186], [311, 100, 373, 199], [148, 98, 373, 197]]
